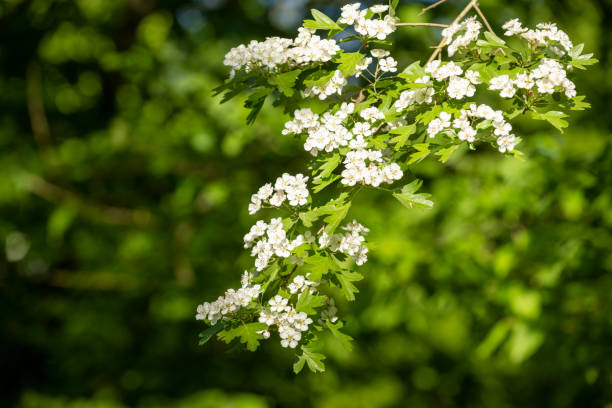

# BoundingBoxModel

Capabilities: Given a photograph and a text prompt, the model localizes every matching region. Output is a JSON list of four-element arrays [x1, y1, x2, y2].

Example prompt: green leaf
[[326, 320, 354, 351], [296, 291, 327, 314], [531, 110, 569, 133], [569, 56, 598, 70], [568, 95, 591, 111], [303, 9, 342, 31], [268, 69, 302, 97], [568, 43, 584, 59], [336, 270, 363, 301], [323, 201, 351, 233], [217, 322, 268, 352], [568, 43, 598, 70], [303, 255, 336, 281], [475, 318, 512, 359], [198, 321, 225, 346], [312, 174, 341, 193], [436, 144, 459, 163], [407, 143, 430, 164], [389, 124, 416, 150], [401, 60, 426, 78], [483, 31, 506, 47], [469, 62, 500, 82], [294, 345, 326, 374], [336, 52, 365, 76], [477, 32, 507, 49], [392, 180, 434, 209], [299, 209, 320, 228], [244, 88, 272, 125], [370, 133, 390, 149], [314, 153, 341, 179], [303, 70, 335, 88], [389, 0, 399, 17]]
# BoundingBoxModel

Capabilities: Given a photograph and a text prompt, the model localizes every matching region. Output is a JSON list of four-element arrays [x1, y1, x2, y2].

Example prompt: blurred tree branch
[[26, 61, 51, 149], [24, 173, 159, 227]]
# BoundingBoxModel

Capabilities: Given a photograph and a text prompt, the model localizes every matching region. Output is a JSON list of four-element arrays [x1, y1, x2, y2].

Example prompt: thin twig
[[473, 2, 495, 35], [418, 0, 448, 17], [427, 0, 477, 64], [26, 61, 51, 148], [396, 22, 449, 28], [25, 173, 158, 227]]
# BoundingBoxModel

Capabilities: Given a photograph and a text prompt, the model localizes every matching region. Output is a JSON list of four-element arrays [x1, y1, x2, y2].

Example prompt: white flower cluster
[[283, 104, 355, 156], [427, 104, 517, 153], [243, 218, 305, 271], [488, 58, 576, 99], [425, 60, 482, 100], [394, 76, 435, 111], [258, 295, 314, 348], [340, 3, 398, 41], [303, 70, 348, 100], [442, 16, 482, 57], [196, 272, 262, 325], [318, 220, 370, 265], [288, 274, 317, 294], [223, 27, 340, 76], [341, 138, 403, 188], [502, 19, 573, 56], [249, 173, 309, 214], [370, 49, 397, 73]]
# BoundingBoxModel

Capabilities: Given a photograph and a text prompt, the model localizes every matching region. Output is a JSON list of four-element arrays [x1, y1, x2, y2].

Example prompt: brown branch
[[396, 22, 449, 28], [427, 0, 477, 64], [26, 61, 51, 148], [473, 2, 495, 35], [418, 0, 448, 16], [24, 173, 158, 227]]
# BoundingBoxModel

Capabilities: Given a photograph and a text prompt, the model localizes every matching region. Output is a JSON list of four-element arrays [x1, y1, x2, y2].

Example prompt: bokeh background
[[1, 0, 611, 407]]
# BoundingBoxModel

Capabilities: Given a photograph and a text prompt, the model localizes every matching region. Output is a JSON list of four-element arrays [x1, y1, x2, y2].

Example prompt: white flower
[[269, 295, 289, 313], [489, 75, 516, 98], [196, 303, 210, 320], [370, 4, 389, 14], [339, 3, 363, 25], [258, 329, 271, 339], [248, 200, 261, 215], [502, 18, 525, 36], [505, 19, 573, 55], [497, 134, 518, 153], [224, 31, 340, 75], [465, 70, 482, 84], [196, 280, 261, 323], [379, 57, 397, 73], [442, 16, 482, 57], [259, 309, 276, 325], [447, 76, 475, 99], [427, 111, 452, 138], [371, 49, 390, 58], [360, 107, 385, 123], [364, 15, 396, 40], [353, 121, 372, 137], [513, 73, 534, 89], [280, 329, 301, 348], [256, 183, 274, 200]]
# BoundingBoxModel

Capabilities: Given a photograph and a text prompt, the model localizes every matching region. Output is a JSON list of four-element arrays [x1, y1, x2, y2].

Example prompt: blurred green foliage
[[0, 0, 610, 407]]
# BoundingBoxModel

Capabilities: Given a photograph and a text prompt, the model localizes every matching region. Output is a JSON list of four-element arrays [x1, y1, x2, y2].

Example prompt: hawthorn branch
[[418, 0, 448, 16], [473, 2, 495, 35], [428, 0, 477, 63], [396, 22, 449, 28]]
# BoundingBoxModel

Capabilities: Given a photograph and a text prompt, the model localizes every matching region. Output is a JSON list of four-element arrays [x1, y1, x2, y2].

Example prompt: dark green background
[[1, 0, 610, 406]]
